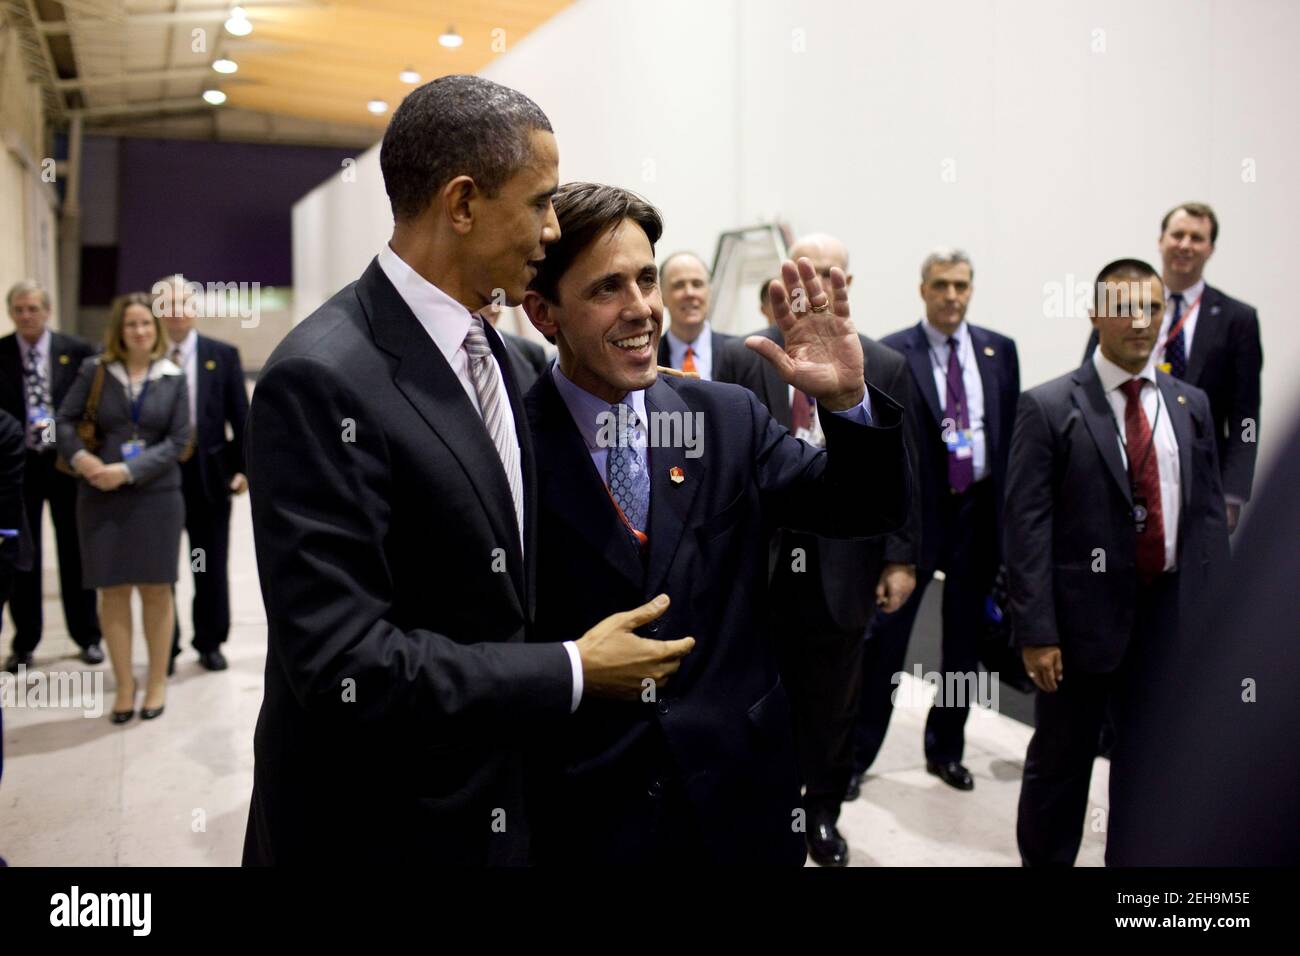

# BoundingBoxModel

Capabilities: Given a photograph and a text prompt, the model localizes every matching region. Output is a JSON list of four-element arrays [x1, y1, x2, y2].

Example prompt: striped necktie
[[463, 317, 524, 542]]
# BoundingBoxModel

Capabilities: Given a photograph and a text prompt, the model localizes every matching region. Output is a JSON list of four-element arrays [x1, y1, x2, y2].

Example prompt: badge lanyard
[[128, 364, 154, 440], [1111, 383, 1162, 533], [928, 336, 973, 454]]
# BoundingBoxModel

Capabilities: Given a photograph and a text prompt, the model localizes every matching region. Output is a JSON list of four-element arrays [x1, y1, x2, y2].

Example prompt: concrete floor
[[0, 494, 1107, 866]]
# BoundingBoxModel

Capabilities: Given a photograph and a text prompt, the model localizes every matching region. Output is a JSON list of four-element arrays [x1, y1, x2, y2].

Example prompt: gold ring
[[810, 300, 831, 313]]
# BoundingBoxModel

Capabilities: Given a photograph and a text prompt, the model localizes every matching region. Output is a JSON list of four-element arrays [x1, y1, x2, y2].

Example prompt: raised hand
[[744, 257, 865, 411]]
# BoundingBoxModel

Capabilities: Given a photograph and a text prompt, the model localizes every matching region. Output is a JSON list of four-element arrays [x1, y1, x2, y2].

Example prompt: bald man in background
[[716, 233, 922, 865], [657, 251, 735, 381]]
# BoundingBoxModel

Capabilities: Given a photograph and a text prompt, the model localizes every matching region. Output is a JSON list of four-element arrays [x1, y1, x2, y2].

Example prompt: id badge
[[1132, 495, 1148, 534], [947, 427, 974, 460], [120, 439, 146, 461]]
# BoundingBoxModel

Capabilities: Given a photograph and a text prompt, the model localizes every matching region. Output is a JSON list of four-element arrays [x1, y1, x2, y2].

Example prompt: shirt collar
[[664, 322, 710, 367], [1093, 346, 1157, 393], [1164, 277, 1205, 306], [170, 328, 198, 360], [17, 328, 51, 361], [377, 243, 477, 366], [105, 357, 183, 389], [921, 318, 967, 352], [551, 362, 648, 453]]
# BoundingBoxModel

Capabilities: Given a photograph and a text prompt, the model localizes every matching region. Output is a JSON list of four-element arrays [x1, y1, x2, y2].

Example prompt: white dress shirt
[[1159, 277, 1205, 366], [1093, 349, 1181, 571], [168, 328, 199, 426], [921, 319, 988, 482], [663, 322, 715, 381], [377, 245, 582, 711]]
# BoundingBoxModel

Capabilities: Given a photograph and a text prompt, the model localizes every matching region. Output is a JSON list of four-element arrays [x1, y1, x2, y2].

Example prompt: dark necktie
[[1165, 293, 1187, 379], [1120, 379, 1166, 582], [945, 336, 973, 493], [23, 346, 51, 451]]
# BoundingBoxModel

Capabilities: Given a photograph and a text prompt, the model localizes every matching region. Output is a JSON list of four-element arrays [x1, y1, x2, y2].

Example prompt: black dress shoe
[[926, 760, 975, 791], [79, 644, 105, 665], [111, 680, 138, 723], [2, 653, 32, 674], [198, 650, 228, 672], [807, 820, 849, 867], [140, 704, 165, 720], [844, 772, 862, 802]]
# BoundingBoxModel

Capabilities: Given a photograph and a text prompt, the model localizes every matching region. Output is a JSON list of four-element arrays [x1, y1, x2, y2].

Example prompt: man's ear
[[522, 290, 557, 340], [844, 273, 854, 289], [442, 175, 478, 236]]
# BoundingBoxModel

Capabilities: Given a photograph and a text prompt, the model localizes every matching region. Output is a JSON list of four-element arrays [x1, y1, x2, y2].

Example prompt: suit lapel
[[656, 335, 671, 368], [1159, 373, 1195, 512], [971, 326, 1002, 458], [643, 378, 706, 598], [904, 325, 944, 425], [358, 259, 526, 608], [1185, 285, 1222, 385], [1072, 361, 1132, 505], [194, 335, 215, 424], [530, 371, 644, 592], [48, 332, 75, 400]]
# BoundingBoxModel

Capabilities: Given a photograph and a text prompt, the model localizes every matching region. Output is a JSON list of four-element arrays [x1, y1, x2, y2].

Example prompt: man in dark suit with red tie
[[655, 251, 735, 380], [520, 184, 910, 865], [1084, 202, 1262, 531], [1008, 259, 1230, 865], [854, 250, 1020, 792]]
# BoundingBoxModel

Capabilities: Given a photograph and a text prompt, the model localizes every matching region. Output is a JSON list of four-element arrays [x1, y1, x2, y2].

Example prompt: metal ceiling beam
[[53, 66, 215, 89], [35, 1, 327, 33], [68, 97, 217, 120]]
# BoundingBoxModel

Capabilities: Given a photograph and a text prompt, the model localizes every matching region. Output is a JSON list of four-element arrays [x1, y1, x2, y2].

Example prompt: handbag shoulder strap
[[84, 361, 105, 424]]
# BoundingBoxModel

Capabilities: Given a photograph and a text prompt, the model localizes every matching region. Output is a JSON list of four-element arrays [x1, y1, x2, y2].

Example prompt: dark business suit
[[657, 327, 736, 379], [242, 259, 574, 866], [525, 369, 909, 864], [172, 334, 248, 654], [1005, 359, 1229, 865], [501, 331, 549, 394], [716, 327, 922, 823], [0, 331, 100, 654], [855, 321, 1019, 770], [1083, 284, 1262, 501], [0, 409, 33, 643]]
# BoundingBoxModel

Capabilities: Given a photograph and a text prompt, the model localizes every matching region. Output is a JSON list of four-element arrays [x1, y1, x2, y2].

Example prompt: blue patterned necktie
[[606, 402, 649, 531], [1166, 293, 1187, 379]]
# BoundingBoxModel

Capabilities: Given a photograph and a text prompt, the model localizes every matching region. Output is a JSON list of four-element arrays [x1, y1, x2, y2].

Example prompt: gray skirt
[[76, 482, 184, 588]]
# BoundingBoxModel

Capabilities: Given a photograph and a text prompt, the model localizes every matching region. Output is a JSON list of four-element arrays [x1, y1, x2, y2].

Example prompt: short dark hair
[[1160, 201, 1219, 244], [1093, 258, 1160, 310], [529, 183, 663, 304], [659, 251, 707, 285], [379, 75, 552, 221]]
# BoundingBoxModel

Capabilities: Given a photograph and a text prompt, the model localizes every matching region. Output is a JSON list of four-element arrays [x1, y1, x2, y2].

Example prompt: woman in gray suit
[[57, 292, 191, 723]]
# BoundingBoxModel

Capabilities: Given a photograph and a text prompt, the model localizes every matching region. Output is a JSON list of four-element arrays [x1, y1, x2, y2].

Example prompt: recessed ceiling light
[[399, 67, 421, 84], [438, 25, 463, 48], [225, 6, 252, 37], [367, 98, 389, 115], [213, 57, 238, 74], [203, 89, 227, 106]]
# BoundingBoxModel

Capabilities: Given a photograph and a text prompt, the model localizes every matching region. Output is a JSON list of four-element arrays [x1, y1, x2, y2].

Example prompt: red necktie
[[791, 388, 813, 432], [1120, 379, 1165, 582], [682, 346, 697, 376]]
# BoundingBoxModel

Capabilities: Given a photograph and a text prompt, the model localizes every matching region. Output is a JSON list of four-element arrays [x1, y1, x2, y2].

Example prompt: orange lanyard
[[602, 481, 648, 549], [1162, 292, 1202, 353]]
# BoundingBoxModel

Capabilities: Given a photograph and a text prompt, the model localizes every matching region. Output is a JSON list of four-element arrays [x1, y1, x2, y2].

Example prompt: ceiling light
[[399, 67, 421, 84], [225, 6, 253, 37], [213, 57, 238, 74], [438, 26, 463, 48], [203, 89, 227, 106], [367, 98, 388, 115]]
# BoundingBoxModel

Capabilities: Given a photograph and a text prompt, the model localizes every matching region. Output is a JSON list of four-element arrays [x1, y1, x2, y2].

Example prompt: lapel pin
[[1176, 394, 1187, 405], [1157, 361, 1172, 374], [204, 359, 216, 370], [669, 466, 685, 485], [982, 346, 995, 357], [58, 354, 69, 365]]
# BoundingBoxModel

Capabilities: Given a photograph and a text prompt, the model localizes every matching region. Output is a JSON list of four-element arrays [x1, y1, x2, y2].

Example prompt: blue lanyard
[[129, 365, 153, 431]]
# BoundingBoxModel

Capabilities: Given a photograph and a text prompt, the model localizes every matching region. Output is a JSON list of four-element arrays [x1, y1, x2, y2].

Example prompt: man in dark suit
[[716, 232, 922, 866], [520, 184, 909, 865], [0, 407, 31, 866], [156, 275, 249, 672], [1083, 202, 1262, 531], [0, 281, 101, 672], [656, 251, 735, 380], [499, 328, 549, 393], [1008, 259, 1230, 866], [242, 77, 692, 866], [854, 249, 1020, 792]]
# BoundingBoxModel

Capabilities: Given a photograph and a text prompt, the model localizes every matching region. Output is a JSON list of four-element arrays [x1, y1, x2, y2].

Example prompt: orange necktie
[[682, 346, 697, 375]]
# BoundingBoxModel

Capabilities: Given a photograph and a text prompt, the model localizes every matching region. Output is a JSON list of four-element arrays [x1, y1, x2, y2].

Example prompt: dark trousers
[[1016, 573, 1178, 867], [770, 555, 864, 826], [171, 457, 232, 655], [854, 479, 997, 770], [9, 451, 99, 654]]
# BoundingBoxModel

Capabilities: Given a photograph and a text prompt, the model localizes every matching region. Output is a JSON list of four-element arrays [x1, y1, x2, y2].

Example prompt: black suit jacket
[[525, 370, 909, 864], [716, 327, 922, 630], [1083, 284, 1263, 501], [243, 259, 573, 866], [880, 322, 1020, 571], [0, 330, 98, 430], [1004, 359, 1230, 674], [186, 335, 249, 502], [0, 409, 32, 574], [657, 327, 737, 379], [501, 331, 549, 394]]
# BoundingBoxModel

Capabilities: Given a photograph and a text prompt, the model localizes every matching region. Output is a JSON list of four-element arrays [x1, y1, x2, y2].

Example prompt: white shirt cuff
[[562, 640, 583, 713]]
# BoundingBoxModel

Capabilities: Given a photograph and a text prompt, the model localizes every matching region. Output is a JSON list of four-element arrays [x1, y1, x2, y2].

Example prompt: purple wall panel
[[113, 137, 359, 292]]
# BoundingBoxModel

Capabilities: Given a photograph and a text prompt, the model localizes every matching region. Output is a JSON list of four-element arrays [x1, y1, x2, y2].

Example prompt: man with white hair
[[0, 281, 101, 672]]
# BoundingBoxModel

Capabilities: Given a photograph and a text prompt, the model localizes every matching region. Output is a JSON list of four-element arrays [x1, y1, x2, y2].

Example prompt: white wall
[[291, 0, 1300, 477]]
